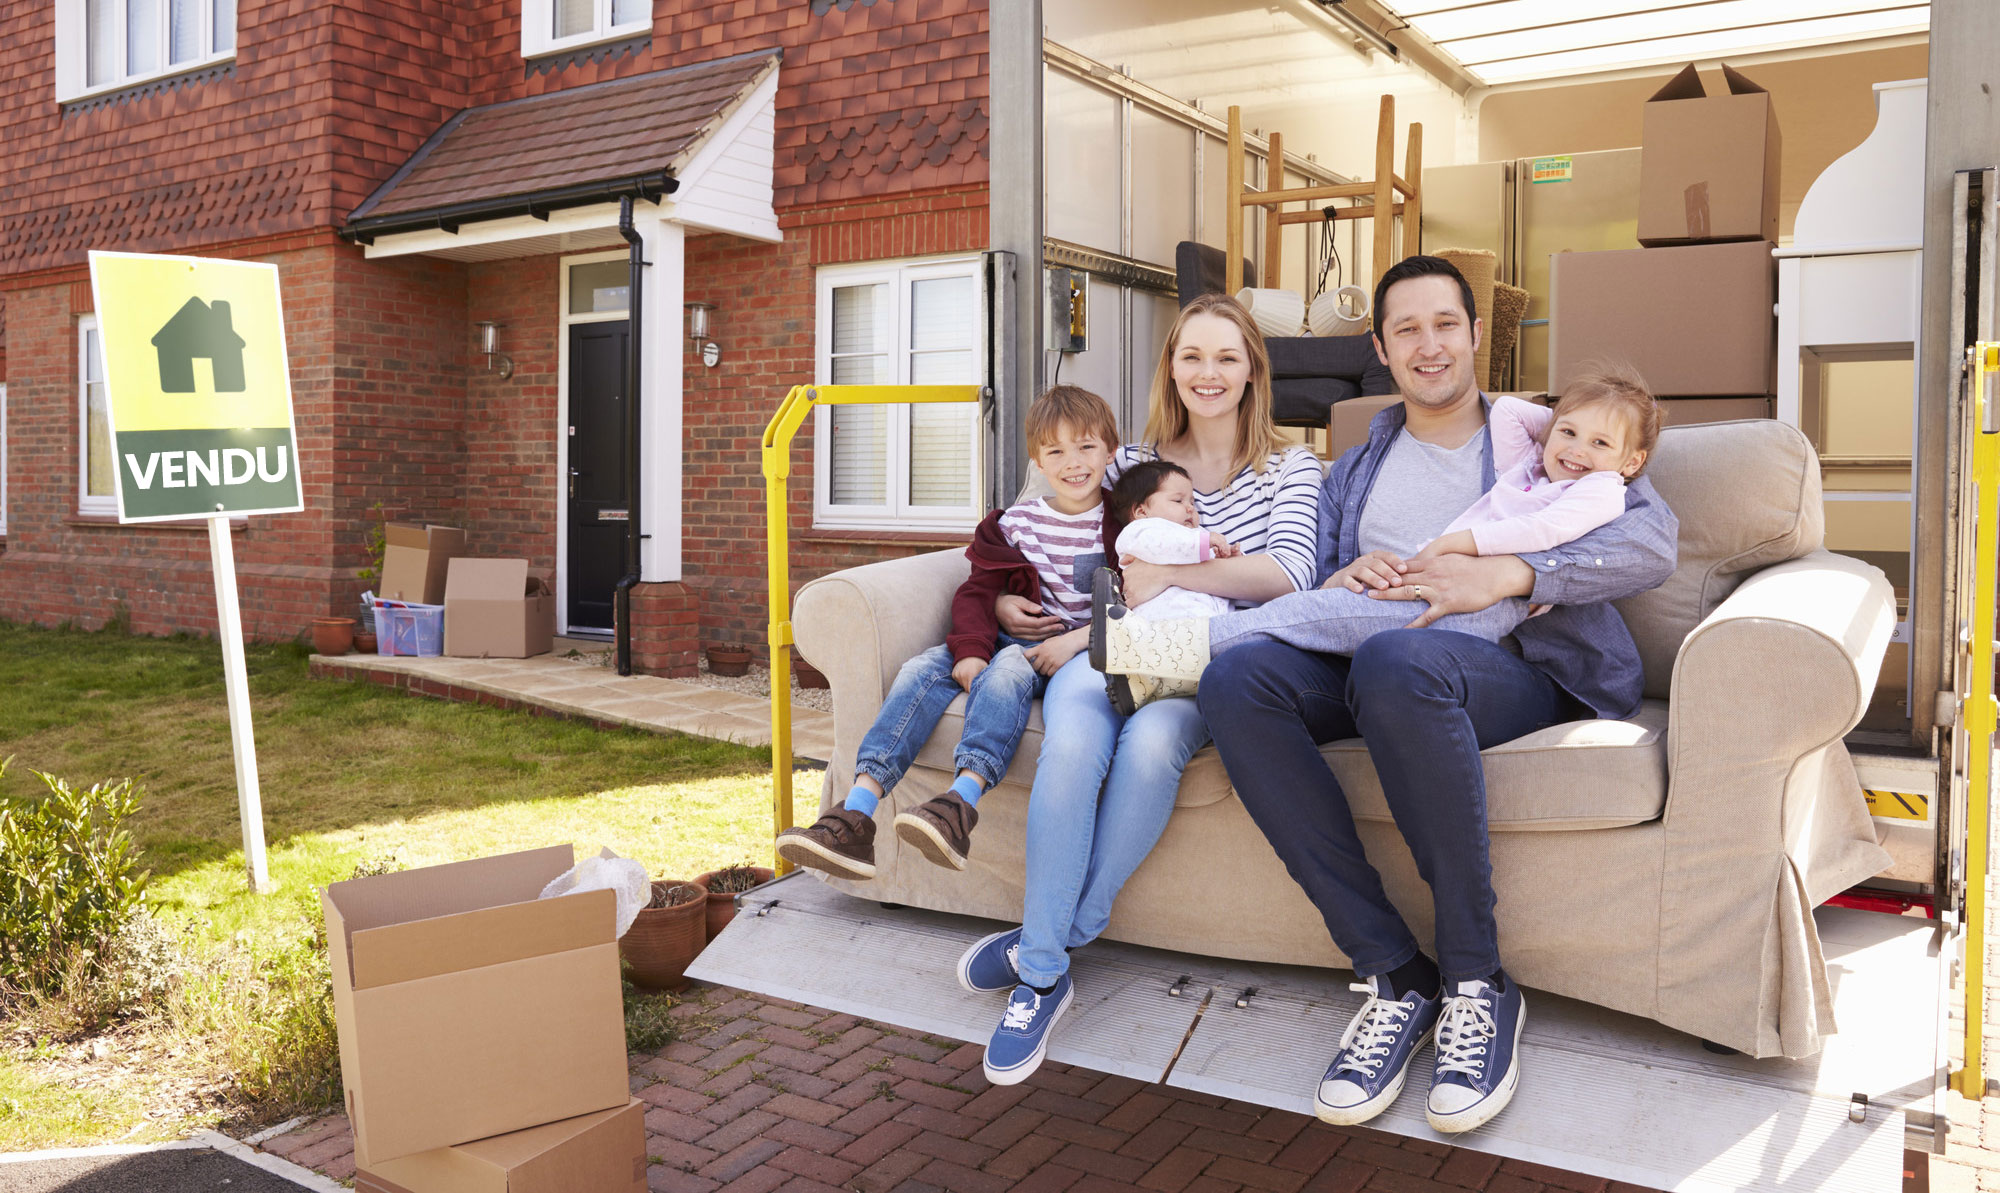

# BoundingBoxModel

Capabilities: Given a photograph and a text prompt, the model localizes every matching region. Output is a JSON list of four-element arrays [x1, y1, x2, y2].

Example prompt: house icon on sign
[[151, 297, 248, 393]]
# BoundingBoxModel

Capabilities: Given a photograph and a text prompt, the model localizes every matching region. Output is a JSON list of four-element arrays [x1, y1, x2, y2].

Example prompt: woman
[[962, 292, 1323, 1084]]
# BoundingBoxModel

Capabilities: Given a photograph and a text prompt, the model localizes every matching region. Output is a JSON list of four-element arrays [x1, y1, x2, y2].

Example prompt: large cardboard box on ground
[[323, 846, 629, 1166], [380, 523, 469, 605], [1637, 63, 1780, 247], [1549, 241, 1776, 397], [1329, 392, 1548, 458], [355, 1099, 646, 1193], [445, 559, 555, 658]]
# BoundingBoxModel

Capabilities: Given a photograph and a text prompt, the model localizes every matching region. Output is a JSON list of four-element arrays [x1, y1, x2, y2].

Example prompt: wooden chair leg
[[1373, 95, 1395, 285]]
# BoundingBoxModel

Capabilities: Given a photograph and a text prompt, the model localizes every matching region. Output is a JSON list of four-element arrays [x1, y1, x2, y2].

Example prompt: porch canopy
[[344, 47, 781, 259]]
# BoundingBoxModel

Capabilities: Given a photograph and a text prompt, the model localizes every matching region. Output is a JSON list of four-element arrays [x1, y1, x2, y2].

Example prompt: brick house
[[0, 0, 990, 674]]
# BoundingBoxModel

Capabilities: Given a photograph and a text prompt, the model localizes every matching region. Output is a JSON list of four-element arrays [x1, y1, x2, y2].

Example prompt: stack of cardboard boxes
[[372, 523, 556, 660], [323, 846, 645, 1193], [1550, 64, 1783, 427]]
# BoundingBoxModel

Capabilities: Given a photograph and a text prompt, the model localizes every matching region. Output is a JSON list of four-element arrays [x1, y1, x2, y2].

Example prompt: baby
[[1093, 366, 1663, 710], [1106, 460, 1241, 621]]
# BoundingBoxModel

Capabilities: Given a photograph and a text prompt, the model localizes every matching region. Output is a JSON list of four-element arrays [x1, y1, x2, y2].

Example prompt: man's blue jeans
[[1199, 629, 1577, 985], [854, 636, 1045, 794]]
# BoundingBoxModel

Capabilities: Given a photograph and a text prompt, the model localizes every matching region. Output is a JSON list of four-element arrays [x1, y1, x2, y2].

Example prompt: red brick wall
[[463, 255, 561, 568]]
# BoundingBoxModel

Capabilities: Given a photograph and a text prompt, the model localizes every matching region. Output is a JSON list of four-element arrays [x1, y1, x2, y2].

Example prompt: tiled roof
[[347, 49, 779, 227]]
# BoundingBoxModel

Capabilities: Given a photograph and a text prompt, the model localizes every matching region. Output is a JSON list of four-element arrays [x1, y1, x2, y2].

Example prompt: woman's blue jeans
[[1015, 652, 1211, 987], [854, 636, 1045, 794]]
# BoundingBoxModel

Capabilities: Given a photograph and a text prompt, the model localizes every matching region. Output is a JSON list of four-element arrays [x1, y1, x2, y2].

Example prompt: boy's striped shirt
[[997, 498, 1106, 628]]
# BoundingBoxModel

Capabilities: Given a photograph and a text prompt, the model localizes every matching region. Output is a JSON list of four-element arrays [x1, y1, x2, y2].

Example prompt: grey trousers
[[1209, 586, 1529, 657]]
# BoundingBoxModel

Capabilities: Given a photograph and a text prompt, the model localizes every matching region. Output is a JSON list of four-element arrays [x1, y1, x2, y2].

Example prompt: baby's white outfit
[[1117, 518, 1232, 620]]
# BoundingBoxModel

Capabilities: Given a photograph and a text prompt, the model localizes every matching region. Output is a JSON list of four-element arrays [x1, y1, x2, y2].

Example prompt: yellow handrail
[[761, 384, 988, 874], [1957, 344, 2000, 1098]]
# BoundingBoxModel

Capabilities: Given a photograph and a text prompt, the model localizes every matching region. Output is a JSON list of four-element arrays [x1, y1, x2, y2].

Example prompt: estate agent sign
[[87, 251, 303, 523]]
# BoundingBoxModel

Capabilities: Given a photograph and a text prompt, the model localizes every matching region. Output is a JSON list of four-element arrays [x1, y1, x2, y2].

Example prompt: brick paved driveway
[[258, 982, 1654, 1193]]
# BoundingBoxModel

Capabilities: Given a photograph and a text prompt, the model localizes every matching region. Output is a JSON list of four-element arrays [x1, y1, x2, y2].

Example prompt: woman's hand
[[1322, 550, 1408, 593], [996, 593, 1063, 641], [1024, 627, 1088, 676], [1116, 558, 1175, 607], [1366, 553, 1536, 627]]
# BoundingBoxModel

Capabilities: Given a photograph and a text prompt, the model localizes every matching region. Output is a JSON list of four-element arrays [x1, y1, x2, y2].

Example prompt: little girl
[[1107, 459, 1242, 621], [1093, 368, 1662, 708]]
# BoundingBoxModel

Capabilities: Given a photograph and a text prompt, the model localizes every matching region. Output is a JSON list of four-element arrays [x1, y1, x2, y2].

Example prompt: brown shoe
[[894, 791, 979, 871], [777, 808, 877, 880]]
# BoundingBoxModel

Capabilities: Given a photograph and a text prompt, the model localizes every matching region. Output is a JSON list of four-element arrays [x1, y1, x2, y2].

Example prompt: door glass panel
[[568, 261, 630, 314], [85, 329, 113, 498]]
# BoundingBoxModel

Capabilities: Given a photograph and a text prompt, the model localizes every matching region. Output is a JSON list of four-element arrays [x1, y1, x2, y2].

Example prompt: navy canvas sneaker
[[1313, 975, 1444, 1126], [1426, 973, 1527, 1133], [982, 975, 1074, 1085], [956, 926, 1023, 994]]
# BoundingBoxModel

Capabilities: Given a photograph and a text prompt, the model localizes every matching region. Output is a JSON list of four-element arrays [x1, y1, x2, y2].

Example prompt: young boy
[[776, 384, 1119, 881]]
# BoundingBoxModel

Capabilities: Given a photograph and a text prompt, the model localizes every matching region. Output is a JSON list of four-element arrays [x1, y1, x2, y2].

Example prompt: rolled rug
[[1234, 287, 1306, 339], [1308, 285, 1372, 337], [1487, 282, 1530, 391]]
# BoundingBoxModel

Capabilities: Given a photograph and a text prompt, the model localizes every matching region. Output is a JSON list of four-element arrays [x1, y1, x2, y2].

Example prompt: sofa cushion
[[914, 698, 1668, 830], [1614, 420, 1824, 699]]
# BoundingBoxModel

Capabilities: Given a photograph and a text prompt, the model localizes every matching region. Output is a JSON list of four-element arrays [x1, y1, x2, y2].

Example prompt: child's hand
[[1024, 628, 1087, 676], [1209, 531, 1242, 559], [1323, 550, 1407, 592], [951, 656, 987, 691], [1414, 530, 1478, 561]]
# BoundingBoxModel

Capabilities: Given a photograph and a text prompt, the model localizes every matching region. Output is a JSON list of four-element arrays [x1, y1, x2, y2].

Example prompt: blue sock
[[950, 773, 985, 807], [843, 785, 879, 817]]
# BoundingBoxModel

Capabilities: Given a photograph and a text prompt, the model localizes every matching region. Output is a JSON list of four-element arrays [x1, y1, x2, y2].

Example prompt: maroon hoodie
[[944, 501, 1124, 664]]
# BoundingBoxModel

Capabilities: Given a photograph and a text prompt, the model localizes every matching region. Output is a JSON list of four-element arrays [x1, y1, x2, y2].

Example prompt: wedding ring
[[1411, 585, 1425, 599]]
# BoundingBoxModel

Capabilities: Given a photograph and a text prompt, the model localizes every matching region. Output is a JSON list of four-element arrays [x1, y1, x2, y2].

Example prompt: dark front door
[[566, 321, 629, 632]]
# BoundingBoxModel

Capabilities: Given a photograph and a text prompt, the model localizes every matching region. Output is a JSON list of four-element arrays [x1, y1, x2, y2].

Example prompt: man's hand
[[1116, 559, 1174, 607], [996, 593, 1063, 641], [1414, 530, 1478, 561], [1024, 627, 1088, 676], [951, 656, 987, 691], [1367, 553, 1535, 628], [1322, 550, 1407, 593]]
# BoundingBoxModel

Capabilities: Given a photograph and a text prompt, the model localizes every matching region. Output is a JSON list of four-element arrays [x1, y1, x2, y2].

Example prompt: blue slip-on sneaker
[[982, 975, 1074, 1085], [1425, 972, 1527, 1133], [1313, 974, 1443, 1126], [957, 926, 1024, 994]]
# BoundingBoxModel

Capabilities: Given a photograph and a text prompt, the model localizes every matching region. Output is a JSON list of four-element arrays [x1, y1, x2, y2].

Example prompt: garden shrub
[[0, 760, 150, 1000]]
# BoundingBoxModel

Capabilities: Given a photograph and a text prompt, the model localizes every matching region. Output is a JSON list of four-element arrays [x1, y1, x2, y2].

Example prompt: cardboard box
[[324, 846, 629, 1166], [1638, 63, 1780, 247], [1549, 241, 1776, 397], [380, 523, 469, 605], [444, 559, 556, 659], [356, 1099, 646, 1193], [1657, 396, 1773, 427], [1329, 393, 1548, 459]]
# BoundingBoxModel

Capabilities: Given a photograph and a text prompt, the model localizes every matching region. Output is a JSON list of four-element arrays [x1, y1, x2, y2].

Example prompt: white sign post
[[89, 251, 304, 894]]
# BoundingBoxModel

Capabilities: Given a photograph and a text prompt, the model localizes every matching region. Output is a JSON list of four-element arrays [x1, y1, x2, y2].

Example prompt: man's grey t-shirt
[[1355, 426, 1489, 559]]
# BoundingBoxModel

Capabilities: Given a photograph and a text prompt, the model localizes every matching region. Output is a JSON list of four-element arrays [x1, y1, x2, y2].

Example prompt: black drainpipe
[[615, 196, 649, 676]]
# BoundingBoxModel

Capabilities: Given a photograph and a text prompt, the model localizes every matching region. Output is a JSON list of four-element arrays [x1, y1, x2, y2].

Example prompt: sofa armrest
[[1662, 548, 1894, 835], [793, 548, 972, 759]]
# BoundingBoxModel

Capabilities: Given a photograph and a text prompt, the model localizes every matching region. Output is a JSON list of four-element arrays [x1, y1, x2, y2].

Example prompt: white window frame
[[54, 0, 236, 104], [811, 256, 985, 533], [520, 0, 650, 60], [78, 316, 118, 518]]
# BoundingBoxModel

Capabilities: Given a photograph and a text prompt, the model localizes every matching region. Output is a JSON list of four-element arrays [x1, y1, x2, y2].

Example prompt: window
[[520, 0, 650, 59], [55, 0, 236, 102], [78, 317, 117, 517], [812, 258, 984, 532]]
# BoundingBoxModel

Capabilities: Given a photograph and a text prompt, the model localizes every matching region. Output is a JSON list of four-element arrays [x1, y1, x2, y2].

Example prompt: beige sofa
[[792, 419, 1895, 1058]]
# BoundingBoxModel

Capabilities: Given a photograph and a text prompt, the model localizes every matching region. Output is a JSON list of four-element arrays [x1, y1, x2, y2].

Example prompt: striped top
[[997, 498, 1108, 628], [1108, 444, 1323, 603]]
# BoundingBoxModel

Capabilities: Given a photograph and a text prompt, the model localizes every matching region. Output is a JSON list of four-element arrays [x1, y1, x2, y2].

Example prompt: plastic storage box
[[375, 601, 445, 657]]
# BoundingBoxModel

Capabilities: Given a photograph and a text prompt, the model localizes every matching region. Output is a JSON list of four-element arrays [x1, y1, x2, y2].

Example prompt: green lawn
[[0, 620, 802, 1149]]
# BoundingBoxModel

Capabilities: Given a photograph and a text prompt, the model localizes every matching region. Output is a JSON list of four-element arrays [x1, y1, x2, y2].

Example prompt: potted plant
[[619, 880, 708, 991], [792, 648, 829, 690], [311, 616, 357, 656], [354, 628, 378, 654], [693, 862, 774, 938], [706, 642, 752, 677]]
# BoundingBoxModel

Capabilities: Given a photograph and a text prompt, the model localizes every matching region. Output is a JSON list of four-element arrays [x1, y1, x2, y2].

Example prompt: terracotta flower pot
[[354, 631, 378, 654], [620, 880, 709, 992], [792, 655, 829, 690], [311, 617, 356, 656], [707, 646, 752, 677], [693, 866, 774, 939]]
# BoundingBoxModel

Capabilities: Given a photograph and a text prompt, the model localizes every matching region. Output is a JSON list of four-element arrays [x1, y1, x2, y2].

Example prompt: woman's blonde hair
[[1140, 292, 1284, 477]]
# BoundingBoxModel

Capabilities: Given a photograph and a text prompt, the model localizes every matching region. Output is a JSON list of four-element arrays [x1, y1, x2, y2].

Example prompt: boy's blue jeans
[[854, 634, 1046, 795]]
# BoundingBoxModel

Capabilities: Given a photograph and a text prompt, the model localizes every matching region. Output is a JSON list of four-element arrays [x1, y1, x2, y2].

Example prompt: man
[[1198, 256, 1677, 1134]]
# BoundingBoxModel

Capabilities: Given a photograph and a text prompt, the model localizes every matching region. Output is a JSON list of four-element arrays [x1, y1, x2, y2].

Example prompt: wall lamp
[[686, 301, 721, 368], [475, 320, 515, 380]]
